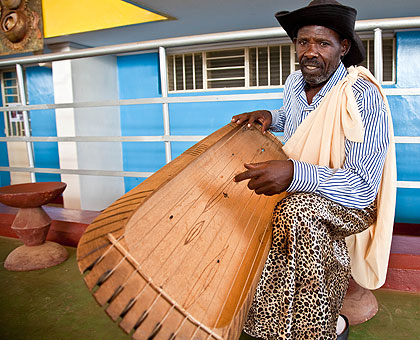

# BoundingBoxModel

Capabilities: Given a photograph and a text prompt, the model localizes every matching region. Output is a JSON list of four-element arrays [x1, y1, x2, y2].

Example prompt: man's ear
[[341, 39, 351, 57]]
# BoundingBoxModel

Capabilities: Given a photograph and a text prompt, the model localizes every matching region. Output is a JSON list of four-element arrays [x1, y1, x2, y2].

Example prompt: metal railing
[[0, 16, 420, 190]]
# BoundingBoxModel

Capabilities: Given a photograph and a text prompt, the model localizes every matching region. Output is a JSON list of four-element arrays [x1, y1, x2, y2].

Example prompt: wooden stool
[[0, 182, 68, 271]]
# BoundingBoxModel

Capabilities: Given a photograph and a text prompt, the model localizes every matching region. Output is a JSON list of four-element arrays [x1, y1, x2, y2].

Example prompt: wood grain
[[77, 123, 287, 340]]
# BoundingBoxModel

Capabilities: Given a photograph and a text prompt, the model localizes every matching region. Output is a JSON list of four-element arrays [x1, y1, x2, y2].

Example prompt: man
[[232, 1, 396, 339]]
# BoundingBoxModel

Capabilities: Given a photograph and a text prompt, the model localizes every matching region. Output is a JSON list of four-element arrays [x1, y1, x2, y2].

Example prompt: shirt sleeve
[[269, 107, 286, 132], [286, 82, 390, 209], [269, 73, 294, 132]]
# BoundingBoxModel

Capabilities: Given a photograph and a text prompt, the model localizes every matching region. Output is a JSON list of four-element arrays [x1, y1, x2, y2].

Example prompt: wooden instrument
[[77, 123, 287, 340]]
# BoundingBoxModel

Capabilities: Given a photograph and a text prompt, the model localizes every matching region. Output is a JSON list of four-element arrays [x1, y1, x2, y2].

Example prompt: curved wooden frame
[[77, 123, 287, 340]]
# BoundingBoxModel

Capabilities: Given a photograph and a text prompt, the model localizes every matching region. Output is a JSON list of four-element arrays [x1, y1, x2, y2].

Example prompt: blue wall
[[390, 31, 420, 223], [117, 53, 166, 191], [117, 53, 286, 191], [26, 66, 61, 183]]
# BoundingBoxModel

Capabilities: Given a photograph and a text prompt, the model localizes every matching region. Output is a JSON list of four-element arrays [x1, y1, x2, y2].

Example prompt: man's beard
[[300, 58, 338, 87]]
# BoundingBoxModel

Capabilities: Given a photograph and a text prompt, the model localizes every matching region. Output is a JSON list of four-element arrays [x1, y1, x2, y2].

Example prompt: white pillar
[[374, 28, 383, 84], [159, 47, 172, 163], [51, 43, 124, 211]]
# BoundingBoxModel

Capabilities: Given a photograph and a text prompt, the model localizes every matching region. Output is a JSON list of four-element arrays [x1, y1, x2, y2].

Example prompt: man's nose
[[304, 44, 319, 58]]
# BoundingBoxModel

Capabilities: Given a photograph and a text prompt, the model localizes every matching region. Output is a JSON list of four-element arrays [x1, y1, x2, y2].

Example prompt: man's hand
[[234, 160, 294, 196], [231, 110, 272, 133]]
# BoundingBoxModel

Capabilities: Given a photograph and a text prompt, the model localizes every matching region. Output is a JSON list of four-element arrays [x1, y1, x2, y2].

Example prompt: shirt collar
[[316, 62, 348, 98]]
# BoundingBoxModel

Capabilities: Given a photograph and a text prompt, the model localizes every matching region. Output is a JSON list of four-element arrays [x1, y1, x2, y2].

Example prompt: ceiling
[[45, 0, 420, 48]]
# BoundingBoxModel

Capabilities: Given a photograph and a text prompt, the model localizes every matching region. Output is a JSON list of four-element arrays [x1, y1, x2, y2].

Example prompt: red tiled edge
[[0, 204, 100, 248], [393, 222, 420, 236]]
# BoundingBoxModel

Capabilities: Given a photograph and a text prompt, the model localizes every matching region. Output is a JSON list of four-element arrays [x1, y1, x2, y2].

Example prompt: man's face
[[294, 25, 349, 87]]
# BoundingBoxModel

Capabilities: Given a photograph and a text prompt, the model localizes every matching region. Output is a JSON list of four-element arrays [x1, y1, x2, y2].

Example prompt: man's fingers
[[233, 170, 253, 183], [261, 119, 271, 133], [257, 117, 269, 132], [231, 113, 251, 125], [244, 162, 268, 170], [234, 166, 263, 182], [231, 111, 271, 130]]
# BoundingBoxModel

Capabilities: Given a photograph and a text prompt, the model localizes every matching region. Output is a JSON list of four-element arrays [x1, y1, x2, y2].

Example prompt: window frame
[[1, 69, 28, 137], [166, 33, 396, 93]]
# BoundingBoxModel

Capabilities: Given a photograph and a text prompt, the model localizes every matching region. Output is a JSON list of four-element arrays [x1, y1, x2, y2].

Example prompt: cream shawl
[[283, 66, 397, 289]]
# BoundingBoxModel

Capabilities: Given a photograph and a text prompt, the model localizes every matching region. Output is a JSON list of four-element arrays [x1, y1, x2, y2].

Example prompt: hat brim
[[275, 4, 365, 66]]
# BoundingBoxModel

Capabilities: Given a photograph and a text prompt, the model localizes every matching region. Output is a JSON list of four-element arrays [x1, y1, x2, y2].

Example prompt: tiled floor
[[0, 236, 419, 340]]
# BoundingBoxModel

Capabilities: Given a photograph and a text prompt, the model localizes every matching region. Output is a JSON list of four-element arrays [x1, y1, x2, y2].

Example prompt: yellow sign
[[42, 0, 168, 38]]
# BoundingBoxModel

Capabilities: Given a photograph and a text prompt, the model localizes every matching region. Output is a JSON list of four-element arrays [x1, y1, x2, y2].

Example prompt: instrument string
[[101, 126, 250, 333], [168, 182, 258, 339], [211, 146, 279, 336], [211, 198, 273, 338], [88, 125, 280, 338], [211, 154, 282, 337], [126, 126, 253, 270], [190, 140, 276, 339], [122, 132, 262, 337], [124, 125, 244, 236], [170, 139, 270, 338], [119, 166, 251, 335], [189, 187, 270, 340]]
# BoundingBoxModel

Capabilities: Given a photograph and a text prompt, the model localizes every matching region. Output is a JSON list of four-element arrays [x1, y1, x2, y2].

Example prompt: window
[[359, 38, 395, 83], [1, 70, 29, 137], [168, 44, 295, 92], [167, 38, 395, 92]]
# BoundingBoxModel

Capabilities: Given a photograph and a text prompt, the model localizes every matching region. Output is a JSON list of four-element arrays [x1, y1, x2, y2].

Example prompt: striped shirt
[[270, 62, 389, 209]]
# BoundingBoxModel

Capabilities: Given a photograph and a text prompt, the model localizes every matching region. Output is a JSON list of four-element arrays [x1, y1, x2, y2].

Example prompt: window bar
[[0, 73, 8, 137], [205, 54, 245, 60], [245, 47, 250, 88], [291, 45, 296, 74], [374, 28, 383, 84], [1, 72, 14, 137], [16, 63, 35, 182], [206, 66, 245, 71], [279, 45, 283, 85], [182, 54, 186, 91], [192, 53, 196, 90], [392, 39, 396, 83], [172, 55, 177, 92], [267, 46, 271, 87], [159, 47, 172, 163], [256, 47, 259, 87], [203, 52, 207, 90], [207, 77, 246, 81]]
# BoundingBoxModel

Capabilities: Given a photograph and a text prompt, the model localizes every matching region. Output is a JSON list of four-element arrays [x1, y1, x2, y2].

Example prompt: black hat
[[275, 0, 365, 67]]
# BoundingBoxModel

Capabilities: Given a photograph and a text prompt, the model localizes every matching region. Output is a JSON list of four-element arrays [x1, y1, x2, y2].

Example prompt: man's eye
[[299, 40, 307, 45], [320, 42, 329, 46]]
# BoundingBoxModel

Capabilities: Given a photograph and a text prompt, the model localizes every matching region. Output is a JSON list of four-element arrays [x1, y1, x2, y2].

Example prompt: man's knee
[[273, 193, 318, 221], [272, 192, 331, 239]]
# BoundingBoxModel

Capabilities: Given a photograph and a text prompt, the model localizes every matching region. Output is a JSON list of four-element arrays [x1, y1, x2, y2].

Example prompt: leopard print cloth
[[243, 192, 377, 340]]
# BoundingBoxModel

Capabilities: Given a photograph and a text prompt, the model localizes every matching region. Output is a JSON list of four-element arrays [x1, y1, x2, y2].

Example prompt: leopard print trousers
[[243, 192, 377, 340]]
